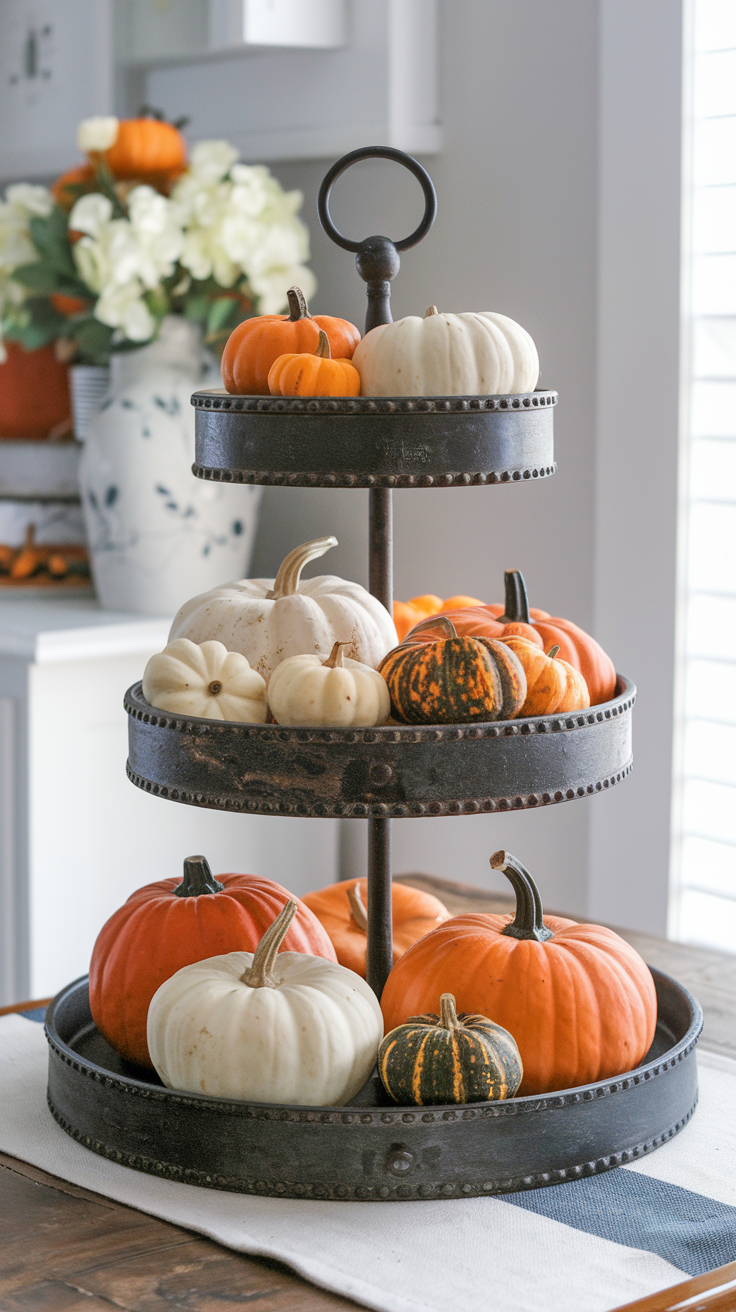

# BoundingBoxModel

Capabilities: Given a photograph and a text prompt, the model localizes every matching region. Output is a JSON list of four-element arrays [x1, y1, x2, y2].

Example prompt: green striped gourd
[[378, 992, 523, 1105]]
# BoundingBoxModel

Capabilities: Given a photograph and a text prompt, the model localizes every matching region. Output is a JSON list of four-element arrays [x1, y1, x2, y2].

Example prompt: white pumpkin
[[268, 641, 391, 728], [353, 305, 539, 397], [168, 536, 398, 680], [147, 900, 383, 1106], [142, 638, 267, 722]]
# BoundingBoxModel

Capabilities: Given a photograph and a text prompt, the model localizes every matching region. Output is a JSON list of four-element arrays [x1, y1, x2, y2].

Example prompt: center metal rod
[[366, 485, 394, 998]]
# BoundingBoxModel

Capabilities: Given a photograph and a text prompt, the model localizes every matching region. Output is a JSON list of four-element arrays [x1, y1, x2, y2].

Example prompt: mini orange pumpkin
[[503, 637, 590, 715], [302, 878, 450, 977], [381, 850, 658, 1096], [223, 287, 360, 395], [268, 329, 360, 397]]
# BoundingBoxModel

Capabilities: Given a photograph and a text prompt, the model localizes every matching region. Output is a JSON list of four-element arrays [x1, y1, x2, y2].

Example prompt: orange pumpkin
[[400, 570, 616, 706], [379, 617, 526, 724], [381, 850, 658, 1096], [503, 637, 590, 715], [302, 878, 450, 977], [394, 594, 484, 641], [268, 329, 360, 397], [104, 117, 186, 184], [89, 855, 337, 1069], [222, 287, 360, 395], [52, 164, 95, 210]]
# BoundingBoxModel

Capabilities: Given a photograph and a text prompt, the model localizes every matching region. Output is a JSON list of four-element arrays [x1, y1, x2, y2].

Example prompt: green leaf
[[23, 297, 66, 332], [74, 318, 114, 358], [14, 322, 58, 350], [12, 263, 63, 293], [207, 297, 239, 334], [183, 293, 210, 323]]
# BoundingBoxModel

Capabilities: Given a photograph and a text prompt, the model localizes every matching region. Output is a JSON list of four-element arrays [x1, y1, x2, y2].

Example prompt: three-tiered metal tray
[[46, 147, 702, 1200]]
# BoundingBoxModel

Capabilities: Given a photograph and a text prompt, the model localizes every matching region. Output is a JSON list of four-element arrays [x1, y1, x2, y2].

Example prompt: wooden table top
[[3, 874, 736, 1312]]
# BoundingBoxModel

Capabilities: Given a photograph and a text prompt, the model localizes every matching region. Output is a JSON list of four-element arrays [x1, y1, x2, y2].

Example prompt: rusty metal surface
[[125, 677, 635, 820], [46, 971, 700, 1202], [191, 390, 556, 488]]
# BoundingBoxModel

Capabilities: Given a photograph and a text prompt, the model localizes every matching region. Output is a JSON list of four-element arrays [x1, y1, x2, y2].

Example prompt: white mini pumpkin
[[142, 638, 267, 722], [168, 536, 398, 680], [353, 305, 539, 397], [268, 641, 391, 727], [147, 900, 384, 1106]]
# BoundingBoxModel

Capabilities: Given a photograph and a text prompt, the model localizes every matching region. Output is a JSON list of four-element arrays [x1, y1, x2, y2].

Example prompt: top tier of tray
[[191, 388, 557, 489]]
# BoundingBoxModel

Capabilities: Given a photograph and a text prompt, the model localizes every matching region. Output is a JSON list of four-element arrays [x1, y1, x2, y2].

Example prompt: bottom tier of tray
[[46, 971, 701, 1202]]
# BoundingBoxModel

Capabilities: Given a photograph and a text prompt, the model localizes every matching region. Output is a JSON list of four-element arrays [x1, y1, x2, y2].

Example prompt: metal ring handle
[[317, 146, 437, 253]]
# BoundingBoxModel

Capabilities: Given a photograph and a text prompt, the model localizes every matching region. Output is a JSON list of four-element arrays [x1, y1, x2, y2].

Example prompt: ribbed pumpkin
[[378, 617, 526, 724], [89, 856, 337, 1069], [399, 570, 616, 706], [302, 878, 450, 977], [378, 993, 523, 1105], [503, 637, 591, 716], [268, 329, 360, 397], [381, 851, 658, 1096], [104, 116, 187, 183], [223, 287, 360, 395], [393, 593, 484, 642]]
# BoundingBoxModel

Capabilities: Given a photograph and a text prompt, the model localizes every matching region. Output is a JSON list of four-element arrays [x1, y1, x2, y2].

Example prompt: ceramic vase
[[78, 317, 261, 616]]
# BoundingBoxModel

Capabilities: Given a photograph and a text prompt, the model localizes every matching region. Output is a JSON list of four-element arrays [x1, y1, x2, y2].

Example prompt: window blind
[[672, 0, 736, 948]]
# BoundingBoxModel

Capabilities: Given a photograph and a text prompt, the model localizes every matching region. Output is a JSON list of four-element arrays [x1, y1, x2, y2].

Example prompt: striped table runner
[[2, 1012, 734, 1312]]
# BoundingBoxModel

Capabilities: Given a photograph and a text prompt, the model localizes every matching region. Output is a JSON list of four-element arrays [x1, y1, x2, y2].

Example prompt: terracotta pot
[[0, 343, 72, 439]]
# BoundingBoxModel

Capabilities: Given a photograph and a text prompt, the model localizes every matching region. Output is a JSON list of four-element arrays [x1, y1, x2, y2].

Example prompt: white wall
[[252, 0, 602, 917], [248, 0, 684, 931]]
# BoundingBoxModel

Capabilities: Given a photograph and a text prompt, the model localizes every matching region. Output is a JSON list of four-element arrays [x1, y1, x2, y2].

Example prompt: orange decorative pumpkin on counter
[[223, 287, 360, 395], [381, 850, 657, 1097], [89, 855, 337, 1069], [302, 878, 450, 977], [268, 329, 360, 397]]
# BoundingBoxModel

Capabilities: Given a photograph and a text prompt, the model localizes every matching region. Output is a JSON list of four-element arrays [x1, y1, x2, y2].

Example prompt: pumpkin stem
[[315, 329, 332, 359], [173, 855, 225, 898], [498, 570, 532, 626], [403, 614, 458, 643], [241, 899, 297, 989], [425, 305, 439, 317], [348, 882, 368, 933], [439, 993, 459, 1029], [490, 850, 553, 942], [546, 645, 561, 660], [324, 641, 349, 669], [266, 536, 338, 599], [287, 286, 311, 322]]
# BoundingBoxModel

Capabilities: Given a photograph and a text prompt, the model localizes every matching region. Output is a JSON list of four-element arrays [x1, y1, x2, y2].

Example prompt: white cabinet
[[0, 0, 441, 181], [0, 597, 340, 1005]]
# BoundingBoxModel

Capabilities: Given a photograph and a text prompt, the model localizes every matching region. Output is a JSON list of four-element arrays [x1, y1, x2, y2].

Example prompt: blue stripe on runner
[[504, 1169, 736, 1276], [20, 1008, 46, 1023]]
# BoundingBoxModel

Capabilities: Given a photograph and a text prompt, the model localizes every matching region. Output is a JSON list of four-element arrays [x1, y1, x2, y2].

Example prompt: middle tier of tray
[[191, 388, 557, 488], [125, 676, 635, 819]]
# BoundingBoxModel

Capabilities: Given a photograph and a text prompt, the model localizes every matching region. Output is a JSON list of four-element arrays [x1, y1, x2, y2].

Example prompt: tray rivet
[[441, 1184, 455, 1195], [387, 1147, 414, 1174]]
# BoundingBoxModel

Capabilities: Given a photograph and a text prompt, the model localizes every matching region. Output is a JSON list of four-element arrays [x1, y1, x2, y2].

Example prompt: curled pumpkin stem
[[315, 328, 331, 359], [323, 641, 349, 669], [287, 286, 311, 321], [267, 536, 338, 599], [348, 882, 368, 933], [241, 899, 297, 988]]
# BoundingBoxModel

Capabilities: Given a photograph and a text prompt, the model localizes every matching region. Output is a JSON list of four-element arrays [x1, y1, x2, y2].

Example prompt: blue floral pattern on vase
[[79, 317, 261, 616]]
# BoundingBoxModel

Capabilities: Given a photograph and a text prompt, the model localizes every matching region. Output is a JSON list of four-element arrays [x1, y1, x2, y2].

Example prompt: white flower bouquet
[[0, 115, 316, 364]]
